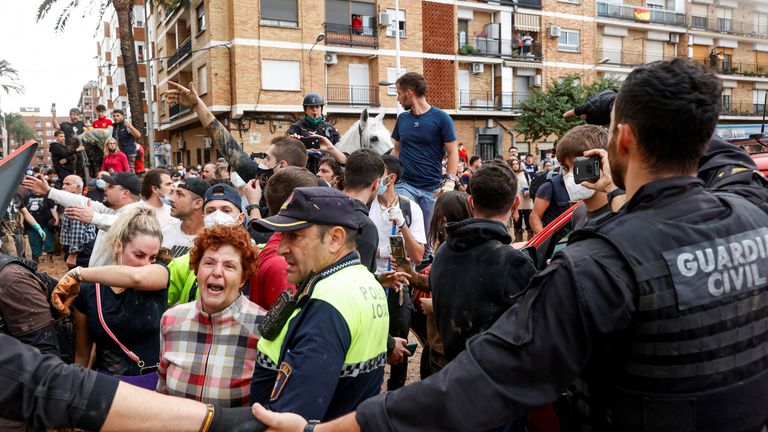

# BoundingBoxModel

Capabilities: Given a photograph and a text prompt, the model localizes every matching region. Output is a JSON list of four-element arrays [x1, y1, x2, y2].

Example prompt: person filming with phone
[[287, 93, 345, 172]]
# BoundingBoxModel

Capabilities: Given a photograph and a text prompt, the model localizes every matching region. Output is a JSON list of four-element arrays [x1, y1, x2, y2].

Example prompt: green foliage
[[0, 60, 24, 95], [3, 113, 35, 142], [514, 75, 622, 144]]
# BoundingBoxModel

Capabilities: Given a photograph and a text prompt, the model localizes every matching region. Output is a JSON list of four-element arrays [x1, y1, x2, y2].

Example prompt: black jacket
[[356, 177, 768, 431], [49, 142, 75, 178], [352, 198, 378, 274], [431, 218, 536, 361]]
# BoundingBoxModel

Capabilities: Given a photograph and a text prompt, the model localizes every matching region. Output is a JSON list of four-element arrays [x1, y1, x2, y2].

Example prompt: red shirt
[[92, 116, 113, 129], [134, 143, 145, 173], [352, 16, 362, 30], [101, 151, 130, 173], [249, 233, 295, 309], [458, 148, 468, 163]]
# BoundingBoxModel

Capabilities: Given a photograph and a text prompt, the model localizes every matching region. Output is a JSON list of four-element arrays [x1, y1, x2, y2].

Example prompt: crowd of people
[[1, 62, 768, 432]]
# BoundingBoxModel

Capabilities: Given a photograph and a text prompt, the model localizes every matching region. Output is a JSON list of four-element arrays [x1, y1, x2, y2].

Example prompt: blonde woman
[[101, 137, 130, 173], [70, 205, 167, 389]]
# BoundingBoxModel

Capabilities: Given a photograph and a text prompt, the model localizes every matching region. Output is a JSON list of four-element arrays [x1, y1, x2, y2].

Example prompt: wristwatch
[[304, 420, 321, 431], [245, 203, 261, 215], [607, 187, 626, 204], [446, 173, 458, 183]]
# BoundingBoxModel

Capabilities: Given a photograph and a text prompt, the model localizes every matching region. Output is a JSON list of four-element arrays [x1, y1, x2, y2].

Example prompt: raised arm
[[70, 263, 170, 291]]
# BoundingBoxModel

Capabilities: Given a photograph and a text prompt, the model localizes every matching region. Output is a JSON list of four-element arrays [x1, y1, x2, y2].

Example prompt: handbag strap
[[95, 283, 144, 367]]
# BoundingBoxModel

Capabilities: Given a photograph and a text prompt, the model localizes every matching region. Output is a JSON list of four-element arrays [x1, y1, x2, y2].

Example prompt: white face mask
[[564, 172, 596, 202], [204, 210, 239, 228]]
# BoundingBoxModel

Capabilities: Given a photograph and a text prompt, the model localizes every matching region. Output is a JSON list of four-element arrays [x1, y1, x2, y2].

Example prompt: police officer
[[288, 93, 341, 173], [250, 187, 389, 423], [253, 60, 768, 431]]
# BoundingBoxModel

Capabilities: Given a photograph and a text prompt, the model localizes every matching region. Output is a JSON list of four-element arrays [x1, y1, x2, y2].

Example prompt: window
[[645, 40, 664, 63], [386, 67, 407, 95], [46, 130, 54, 137], [645, 0, 672, 10], [122, 101, 128, 111], [197, 3, 206, 32], [137, 44, 145, 62], [386, 9, 406, 37], [558, 29, 580, 52], [261, 60, 300, 90], [198, 65, 208, 95], [722, 88, 732, 112], [45, 121, 51, 128], [559, 0, 580, 4], [458, 20, 469, 47], [36, 130, 43, 137], [717, 7, 732, 32], [756, 13, 768, 36], [140, 81, 146, 100], [136, 20, 144, 28], [260, 0, 298, 27], [754, 89, 766, 113], [34, 121, 42, 128]]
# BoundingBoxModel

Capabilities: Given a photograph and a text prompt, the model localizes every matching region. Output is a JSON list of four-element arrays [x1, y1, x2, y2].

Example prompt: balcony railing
[[459, 34, 543, 61], [597, 2, 685, 26], [601, 50, 680, 66], [169, 103, 190, 118], [458, 91, 529, 111], [690, 58, 768, 77], [326, 85, 380, 107], [688, 15, 768, 38], [721, 102, 767, 116], [324, 23, 378, 48], [167, 36, 192, 69], [467, 0, 542, 9]]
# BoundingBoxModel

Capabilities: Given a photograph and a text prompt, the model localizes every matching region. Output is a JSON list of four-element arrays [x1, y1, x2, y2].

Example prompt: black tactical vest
[[570, 194, 768, 431]]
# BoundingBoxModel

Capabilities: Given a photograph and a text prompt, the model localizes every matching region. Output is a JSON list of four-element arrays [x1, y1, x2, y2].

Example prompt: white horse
[[335, 109, 393, 155]]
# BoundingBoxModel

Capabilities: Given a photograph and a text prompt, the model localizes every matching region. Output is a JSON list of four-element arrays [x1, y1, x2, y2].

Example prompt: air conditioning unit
[[324, 53, 338, 65], [203, 137, 213, 149], [378, 12, 391, 27], [471, 63, 484, 74], [549, 25, 561, 38], [669, 33, 680, 43], [531, 74, 543, 87]]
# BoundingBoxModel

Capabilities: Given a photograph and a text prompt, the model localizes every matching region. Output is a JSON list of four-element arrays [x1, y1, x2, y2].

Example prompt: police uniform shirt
[[355, 176, 768, 431], [287, 118, 340, 144]]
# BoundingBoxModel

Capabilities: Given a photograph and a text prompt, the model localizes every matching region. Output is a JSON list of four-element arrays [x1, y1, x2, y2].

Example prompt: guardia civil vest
[[570, 193, 768, 431], [257, 257, 389, 377]]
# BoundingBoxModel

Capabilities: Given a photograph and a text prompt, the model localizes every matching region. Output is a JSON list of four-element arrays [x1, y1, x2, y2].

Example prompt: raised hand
[[166, 81, 200, 109]]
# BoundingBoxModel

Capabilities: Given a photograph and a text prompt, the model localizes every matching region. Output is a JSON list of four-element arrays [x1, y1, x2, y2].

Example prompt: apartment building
[[78, 81, 100, 125], [9, 107, 69, 168], [96, 0, 151, 123], [152, 0, 767, 166]]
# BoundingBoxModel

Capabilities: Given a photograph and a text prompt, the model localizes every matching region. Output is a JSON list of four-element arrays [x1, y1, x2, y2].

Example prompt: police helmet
[[303, 92, 325, 107]]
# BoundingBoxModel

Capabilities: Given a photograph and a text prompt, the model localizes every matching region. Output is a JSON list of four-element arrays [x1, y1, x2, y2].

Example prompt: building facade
[[9, 107, 69, 168], [151, 0, 768, 166], [78, 80, 100, 125]]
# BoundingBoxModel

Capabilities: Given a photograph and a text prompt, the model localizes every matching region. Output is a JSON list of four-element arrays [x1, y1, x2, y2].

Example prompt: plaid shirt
[[60, 215, 97, 252], [157, 294, 266, 407]]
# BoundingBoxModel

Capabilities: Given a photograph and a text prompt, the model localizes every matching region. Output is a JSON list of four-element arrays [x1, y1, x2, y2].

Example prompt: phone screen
[[389, 235, 407, 264]]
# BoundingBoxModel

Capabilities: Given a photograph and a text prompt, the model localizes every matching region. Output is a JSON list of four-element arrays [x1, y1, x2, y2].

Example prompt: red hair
[[189, 225, 259, 282]]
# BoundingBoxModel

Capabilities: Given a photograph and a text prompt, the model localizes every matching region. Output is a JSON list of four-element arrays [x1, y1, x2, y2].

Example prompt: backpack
[[0, 255, 75, 364], [529, 167, 560, 202]]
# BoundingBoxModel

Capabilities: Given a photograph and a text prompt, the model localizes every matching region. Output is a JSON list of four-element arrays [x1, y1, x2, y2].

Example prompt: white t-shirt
[[162, 221, 197, 257], [144, 201, 178, 230], [370, 196, 427, 274]]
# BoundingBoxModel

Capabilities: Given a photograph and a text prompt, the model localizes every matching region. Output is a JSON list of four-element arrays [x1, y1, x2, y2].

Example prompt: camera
[[573, 156, 601, 184]]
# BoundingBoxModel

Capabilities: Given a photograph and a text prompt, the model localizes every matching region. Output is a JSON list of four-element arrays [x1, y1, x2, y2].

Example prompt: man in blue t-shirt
[[391, 72, 458, 234]]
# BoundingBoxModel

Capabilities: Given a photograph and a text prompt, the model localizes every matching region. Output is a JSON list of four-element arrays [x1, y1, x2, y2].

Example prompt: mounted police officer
[[252, 59, 768, 432], [288, 93, 341, 173]]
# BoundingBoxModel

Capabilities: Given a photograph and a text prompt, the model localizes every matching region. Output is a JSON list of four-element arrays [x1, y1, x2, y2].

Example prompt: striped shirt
[[157, 294, 266, 407]]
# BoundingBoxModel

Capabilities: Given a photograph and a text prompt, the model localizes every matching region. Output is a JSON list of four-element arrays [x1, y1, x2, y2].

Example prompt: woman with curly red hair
[[55, 224, 266, 407]]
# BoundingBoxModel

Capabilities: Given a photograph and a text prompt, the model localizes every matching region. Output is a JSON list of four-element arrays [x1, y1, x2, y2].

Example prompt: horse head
[[336, 109, 393, 155]]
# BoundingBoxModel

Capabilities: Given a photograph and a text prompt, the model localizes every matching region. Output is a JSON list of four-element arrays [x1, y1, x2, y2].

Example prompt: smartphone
[[389, 235, 407, 265], [406, 342, 418, 355], [300, 136, 320, 150], [51, 103, 56, 111], [573, 156, 601, 184]]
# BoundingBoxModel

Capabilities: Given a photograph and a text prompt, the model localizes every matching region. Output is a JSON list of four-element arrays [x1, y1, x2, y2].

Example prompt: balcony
[[691, 58, 768, 77], [688, 15, 768, 39], [467, 0, 541, 9], [721, 101, 766, 116], [326, 85, 380, 107], [459, 34, 543, 61], [597, 2, 685, 26], [169, 103, 190, 118], [167, 36, 192, 70], [458, 91, 528, 111], [602, 50, 680, 67], [324, 23, 378, 48]]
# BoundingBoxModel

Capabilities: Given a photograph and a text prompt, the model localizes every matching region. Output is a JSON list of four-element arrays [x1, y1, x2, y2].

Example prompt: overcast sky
[[0, 0, 98, 115]]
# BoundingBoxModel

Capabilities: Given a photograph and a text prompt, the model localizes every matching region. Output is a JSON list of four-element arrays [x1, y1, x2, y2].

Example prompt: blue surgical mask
[[160, 193, 173, 206], [95, 179, 107, 190], [377, 175, 390, 196]]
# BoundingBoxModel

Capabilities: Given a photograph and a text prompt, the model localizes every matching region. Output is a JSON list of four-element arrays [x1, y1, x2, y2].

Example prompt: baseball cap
[[204, 183, 242, 211], [103, 172, 141, 195], [178, 177, 210, 199], [252, 187, 359, 232]]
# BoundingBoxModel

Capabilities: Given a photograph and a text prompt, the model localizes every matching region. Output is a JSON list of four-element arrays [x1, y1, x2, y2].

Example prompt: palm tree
[[0, 60, 24, 95], [36, 0, 182, 144], [3, 113, 35, 143]]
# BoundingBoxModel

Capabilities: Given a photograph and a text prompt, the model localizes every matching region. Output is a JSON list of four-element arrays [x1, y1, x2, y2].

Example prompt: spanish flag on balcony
[[634, 8, 651, 22]]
